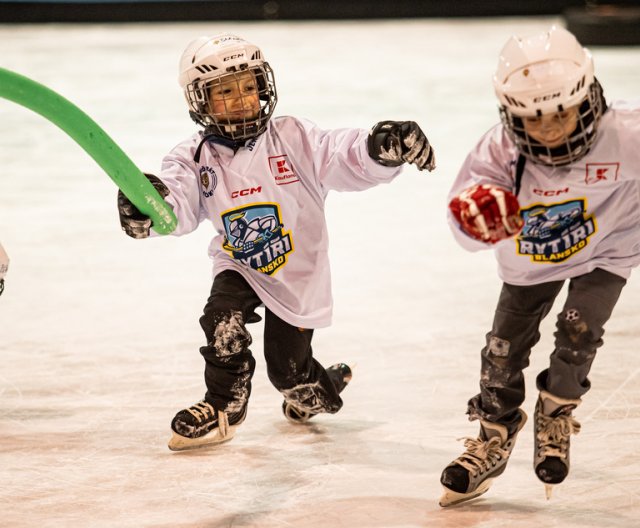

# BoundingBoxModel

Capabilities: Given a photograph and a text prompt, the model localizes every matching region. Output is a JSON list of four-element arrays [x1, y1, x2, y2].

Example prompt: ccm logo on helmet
[[232, 186, 262, 199], [533, 92, 561, 103], [224, 53, 245, 61]]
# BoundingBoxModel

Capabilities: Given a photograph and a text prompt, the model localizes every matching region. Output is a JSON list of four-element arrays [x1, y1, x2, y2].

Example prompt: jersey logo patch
[[269, 155, 299, 185], [585, 162, 619, 184], [517, 199, 596, 263], [221, 203, 294, 275], [200, 166, 218, 198]]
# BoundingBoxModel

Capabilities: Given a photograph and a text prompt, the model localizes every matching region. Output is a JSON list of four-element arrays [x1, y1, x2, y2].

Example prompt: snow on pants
[[467, 268, 626, 434], [199, 270, 344, 416]]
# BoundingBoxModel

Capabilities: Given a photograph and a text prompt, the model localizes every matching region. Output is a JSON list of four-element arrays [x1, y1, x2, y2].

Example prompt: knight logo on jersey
[[517, 199, 596, 263], [221, 203, 294, 275], [269, 155, 299, 186], [585, 162, 619, 185], [200, 166, 218, 198]]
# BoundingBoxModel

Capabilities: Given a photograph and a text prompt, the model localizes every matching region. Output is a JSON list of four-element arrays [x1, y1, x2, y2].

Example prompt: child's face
[[208, 71, 261, 123], [522, 106, 579, 148]]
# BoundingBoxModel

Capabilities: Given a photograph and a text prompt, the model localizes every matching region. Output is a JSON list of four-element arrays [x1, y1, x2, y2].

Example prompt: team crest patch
[[200, 166, 217, 198], [221, 203, 294, 275], [517, 199, 596, 263], [269, 155, 299, 185]]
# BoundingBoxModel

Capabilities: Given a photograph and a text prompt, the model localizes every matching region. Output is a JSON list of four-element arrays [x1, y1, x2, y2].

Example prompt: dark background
[[0, 0, 632, 22], [0, 1, 639, 45]]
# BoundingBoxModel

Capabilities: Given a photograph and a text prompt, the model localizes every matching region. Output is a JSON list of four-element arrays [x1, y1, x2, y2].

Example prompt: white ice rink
[[1, 16, 639, 528]]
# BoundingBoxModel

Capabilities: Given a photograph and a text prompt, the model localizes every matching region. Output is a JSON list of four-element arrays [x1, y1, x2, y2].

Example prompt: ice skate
[[439, 409, 527, 507], [168, 400, 247, 451], [282, 363, 353, 424], [534, 390, 581, 499]]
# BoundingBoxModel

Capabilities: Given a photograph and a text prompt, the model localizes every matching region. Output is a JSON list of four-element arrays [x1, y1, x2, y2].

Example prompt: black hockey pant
[[467, 268, 626, 434], [198, 270, 343, 416]]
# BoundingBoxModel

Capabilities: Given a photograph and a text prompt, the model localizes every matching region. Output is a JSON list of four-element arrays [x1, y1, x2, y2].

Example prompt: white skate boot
[[439, 409, 527, 507], [534, 390, 581, 498]]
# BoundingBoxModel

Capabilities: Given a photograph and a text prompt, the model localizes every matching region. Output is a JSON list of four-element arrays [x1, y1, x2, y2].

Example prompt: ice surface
[[1, 17, 639, 528]]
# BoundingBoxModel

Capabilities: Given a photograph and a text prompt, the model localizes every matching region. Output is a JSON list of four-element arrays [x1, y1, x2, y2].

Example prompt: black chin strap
[[194, 133, 244, 163], [194, 133, 216, 163]]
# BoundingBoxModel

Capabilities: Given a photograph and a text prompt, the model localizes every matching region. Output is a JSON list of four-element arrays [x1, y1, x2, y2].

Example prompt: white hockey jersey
[[448, 100, 640, 286], [158, 116, 401, 328], [0, 241, 8, 280]]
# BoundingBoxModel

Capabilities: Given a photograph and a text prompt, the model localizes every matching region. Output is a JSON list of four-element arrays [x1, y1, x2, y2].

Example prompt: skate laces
[[185, 401, 231, 438], [455, 436, 509, 476], [536, 413, 581, 459], [186, 401, 216, 422]]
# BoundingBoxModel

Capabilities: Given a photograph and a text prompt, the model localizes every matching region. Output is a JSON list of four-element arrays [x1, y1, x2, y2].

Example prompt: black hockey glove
[[117, 173, 170, 239], [367, 120, 436, 172]]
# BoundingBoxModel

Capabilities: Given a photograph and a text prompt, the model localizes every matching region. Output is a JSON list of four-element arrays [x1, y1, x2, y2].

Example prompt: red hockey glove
[[449, 184, 523, 244]]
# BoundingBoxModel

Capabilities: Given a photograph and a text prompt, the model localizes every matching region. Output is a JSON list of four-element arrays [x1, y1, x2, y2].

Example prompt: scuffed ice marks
[[225, 369, 251, 414], [483, 333, 514, 387], [212, 310, 252, 358], [282, 382, 340, 414], [210, 311, 253, 414], [282, 360, 323, 412], [282, 382, 324, 413], [487, 335, 510, 357]]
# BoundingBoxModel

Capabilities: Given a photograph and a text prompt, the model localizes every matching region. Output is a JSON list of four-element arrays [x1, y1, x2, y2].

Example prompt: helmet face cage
[[499, 79, 605, 167], [185, 63, 277, 142], [493, 26, 605, 166]]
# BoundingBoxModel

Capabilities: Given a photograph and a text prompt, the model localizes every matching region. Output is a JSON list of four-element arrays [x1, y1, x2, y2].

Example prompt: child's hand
[[368, 120, 435, 171], [449, 184, 523, 244], [118, 174, 170, 239]]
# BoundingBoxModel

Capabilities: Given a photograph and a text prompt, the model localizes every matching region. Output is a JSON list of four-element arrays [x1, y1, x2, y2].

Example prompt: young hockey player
[[117, 33, 435, 451], [0, 241, 8, 296], [439, 25, 640, 506]]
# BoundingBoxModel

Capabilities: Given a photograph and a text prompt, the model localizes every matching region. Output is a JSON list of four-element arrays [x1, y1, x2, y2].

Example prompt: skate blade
[[544, 483, 554, 500], [438, 478, 493, 508], [167, 426, 238, 452], [283, 403, 313, 425]]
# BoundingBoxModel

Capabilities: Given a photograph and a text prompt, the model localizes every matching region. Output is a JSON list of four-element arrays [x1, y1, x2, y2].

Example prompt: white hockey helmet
[[178, 33, 277, 142], [493, 26, 605, 166]]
